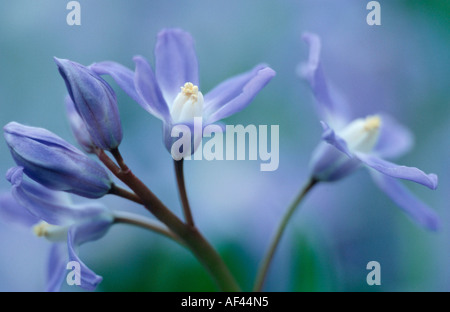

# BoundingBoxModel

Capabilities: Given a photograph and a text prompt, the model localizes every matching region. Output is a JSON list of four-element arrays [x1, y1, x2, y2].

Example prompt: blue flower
[[300, 32, 439, 230], [55, 58, 123, 151], [90, 28, 275, 155], [4, 122, 112, 199], [2, 167, 113, 291]]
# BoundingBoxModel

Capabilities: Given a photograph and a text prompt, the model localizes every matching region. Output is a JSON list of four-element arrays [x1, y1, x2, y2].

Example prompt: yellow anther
[[364, 115, 381, 131], [32, 221, 68, 242], [33, 221, 49, 237], [181, 82, 199, 100]]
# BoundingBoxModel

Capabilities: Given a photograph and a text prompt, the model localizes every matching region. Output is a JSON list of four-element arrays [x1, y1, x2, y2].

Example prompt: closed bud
[[4, 122, 112, 198], [55, 57, 122, 151], [65, 95, 96, 154]]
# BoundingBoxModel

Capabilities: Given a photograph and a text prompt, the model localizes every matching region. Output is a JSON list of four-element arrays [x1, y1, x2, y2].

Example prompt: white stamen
[[33, 221, 68, 242], [338, 115, 381, 153], [171, 82, 204, 123]]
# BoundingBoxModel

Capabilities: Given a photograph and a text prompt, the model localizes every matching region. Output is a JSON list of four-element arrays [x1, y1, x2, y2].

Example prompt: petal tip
[[259, 66, 276, 78], [301, 31, 319, 42], [429, 173, 438, 190], [421, 210, 441, 232], [53, 57, 69, 69], [158, 28, 192, 39], [3, 122, 13, 134], [6, 166, 24, 187]]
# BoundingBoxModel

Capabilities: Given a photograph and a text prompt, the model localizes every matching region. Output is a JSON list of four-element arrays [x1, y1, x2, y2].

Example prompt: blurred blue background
[[0, 0, 448, 291]]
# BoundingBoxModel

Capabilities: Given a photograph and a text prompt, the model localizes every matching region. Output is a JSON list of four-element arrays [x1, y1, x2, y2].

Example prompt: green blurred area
[[98, 242, 256, 292]]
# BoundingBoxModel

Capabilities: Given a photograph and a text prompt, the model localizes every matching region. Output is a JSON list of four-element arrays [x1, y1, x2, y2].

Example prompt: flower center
[[33, 221, 68, 242], [171, 82, 204, 123], [339, 115, 381, 154], [364, 115, 381, 132], [181, 82, 198, 99]]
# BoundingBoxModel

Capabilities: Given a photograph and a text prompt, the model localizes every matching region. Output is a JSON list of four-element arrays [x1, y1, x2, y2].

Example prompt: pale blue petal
[[133, 56, 170, 122], [373, 114, 414, 159], [89, 61, 141, 104], [309, 142, 361, 182], [67, 219, 112, 291], [155, 28, 199, 105], [46, 243, 67, 292], [320, 121, 353, 158], [7, 167, 109, 226], [204, 66, 275, 124], [356, 152, 438, 190], [370, 171, 440, 231], [300, 32, 350, 129], [0, 191, 39, 228]]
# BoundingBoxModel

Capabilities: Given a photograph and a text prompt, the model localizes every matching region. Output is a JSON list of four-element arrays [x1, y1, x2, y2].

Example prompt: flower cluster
[[0, 28, 275, 291], [0, 29, 440, 292]]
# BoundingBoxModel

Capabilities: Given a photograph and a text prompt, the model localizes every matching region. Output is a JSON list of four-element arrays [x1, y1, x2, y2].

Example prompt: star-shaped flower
[[1, 167, 113, 291], [300, 32, 439, 230], [91, 28, 275, 156]]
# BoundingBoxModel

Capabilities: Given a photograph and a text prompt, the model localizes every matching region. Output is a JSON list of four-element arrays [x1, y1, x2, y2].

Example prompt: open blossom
[[300, 32, 439, 230], [55, 58, 123, 151], [90, 28, 275, 155], [4, 122, 112, 199], [2, 167, 113, 291]]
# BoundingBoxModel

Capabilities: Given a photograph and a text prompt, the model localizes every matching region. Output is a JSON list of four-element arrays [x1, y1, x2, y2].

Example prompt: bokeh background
[[0, 0, 448, 291]]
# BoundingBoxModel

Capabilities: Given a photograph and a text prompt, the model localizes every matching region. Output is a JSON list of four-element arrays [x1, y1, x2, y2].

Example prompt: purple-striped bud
[[65, 95, 96, 154], [4, 122, 112, 199], [55, 57, 122, 151]]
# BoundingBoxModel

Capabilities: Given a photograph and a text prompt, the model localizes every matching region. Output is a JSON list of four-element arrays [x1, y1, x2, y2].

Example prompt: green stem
[[99, 149, 240, 292], [253, 178, 318, 292]]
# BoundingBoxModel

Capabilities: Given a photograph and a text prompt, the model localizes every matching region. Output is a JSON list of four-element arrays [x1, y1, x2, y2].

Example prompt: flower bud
[[4, 122, 112, 198], [65, 95, 96, 154], [55, 57, 122, 151]]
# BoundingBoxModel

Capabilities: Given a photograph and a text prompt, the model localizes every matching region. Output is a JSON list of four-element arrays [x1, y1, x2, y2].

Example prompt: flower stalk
[[109, 184, 143, 205], [174, 159, 195, 227], [97, 149, 240, 291], [253, 178, 317, 292], [112, 210, 182, 244]]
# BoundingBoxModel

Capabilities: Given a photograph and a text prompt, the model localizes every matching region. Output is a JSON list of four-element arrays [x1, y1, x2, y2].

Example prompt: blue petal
[[65, 95, 96, 154], [163, 121, 204, 158], [4, 122, 112, 199], [0, 191, 39, 228], [5, 121, 81, 155], [133, 56, 170, 122], [89, 61, 141, 104], [309, 141, 361, 182], [67, 219, 113, 291], [46, 243, 67, 292], [373, 114, 414, 159], [7, 167, 110, 226], [320, 121, 353, 158], [300, 32, 350, 129], [155, 28, 199, 105], [204, 66, 276, 124], [356, 152, 438, 190], [370, 171, 440, 231]]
